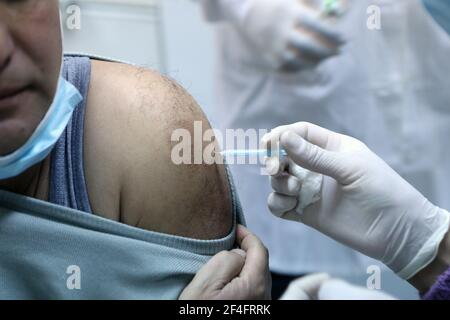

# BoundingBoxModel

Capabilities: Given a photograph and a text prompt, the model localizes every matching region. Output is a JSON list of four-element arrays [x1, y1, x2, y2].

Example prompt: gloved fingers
[[280, 209, 304, 222], [280, 130, 344, 180], [287, 158, 307, 177], [264, 155, 289, 176], [292, 24, 341, 57], [297, 122, 343, 150], [267, 192, 298, 218], [270, 174, 302, 196], [263, 143, 294, 177], [262, 122, 340, 152], [318, 279, 397, 300], [287, 29, 339, 61], [295, 6, 345, 45], [280, 273, 331, 300], [280, 49, 317, 72]]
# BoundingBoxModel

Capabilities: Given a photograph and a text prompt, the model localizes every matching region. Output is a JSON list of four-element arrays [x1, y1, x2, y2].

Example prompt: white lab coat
[[201, 0, 450, 283]]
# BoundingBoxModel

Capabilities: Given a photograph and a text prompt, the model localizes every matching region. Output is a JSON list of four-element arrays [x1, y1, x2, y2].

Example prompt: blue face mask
[[0, 77, 82, 180], [423, 0, 450, 35]]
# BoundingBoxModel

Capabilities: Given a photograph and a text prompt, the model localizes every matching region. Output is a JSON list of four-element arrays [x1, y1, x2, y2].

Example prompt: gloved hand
[[214, 0, 346, 71], [263, 122, 450, 279], [280, 273, 330, 300], [280, 273, 396, 300], [318, 278, 396, 300], [179, 225, 271, 300]]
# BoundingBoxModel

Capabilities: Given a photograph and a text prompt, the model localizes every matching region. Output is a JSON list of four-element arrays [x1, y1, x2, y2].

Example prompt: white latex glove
[[280, 273, 396, 300], [263, 122, 450, 280], [211, 0, 346, 71], [280, 273, 330, 300], [318, 279, 396, 300]]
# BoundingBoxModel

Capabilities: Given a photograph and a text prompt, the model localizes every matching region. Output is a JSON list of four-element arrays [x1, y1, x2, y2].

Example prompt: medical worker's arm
[[179, 225, 271, 300], [263, 122, 450, 291], [412, 232, 450, 293], [198, 0, 345, 71], [83, 60, 232, 240]]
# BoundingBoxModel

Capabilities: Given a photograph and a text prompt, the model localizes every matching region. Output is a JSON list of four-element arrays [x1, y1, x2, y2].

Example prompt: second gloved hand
[[216, 0, 346, 71], [280, 273, 396, 300], [263, 122, 450, 280]]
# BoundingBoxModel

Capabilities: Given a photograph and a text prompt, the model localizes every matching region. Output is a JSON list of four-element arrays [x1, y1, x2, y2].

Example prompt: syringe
[[219, 149, 288, 158]]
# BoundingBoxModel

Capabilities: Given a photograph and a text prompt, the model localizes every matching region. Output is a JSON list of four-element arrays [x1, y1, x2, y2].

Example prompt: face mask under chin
[[0, 74, 82, 180]]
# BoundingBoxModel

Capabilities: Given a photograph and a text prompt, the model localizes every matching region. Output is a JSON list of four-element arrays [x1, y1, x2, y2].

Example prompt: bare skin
[[83, 60, 232, 239]]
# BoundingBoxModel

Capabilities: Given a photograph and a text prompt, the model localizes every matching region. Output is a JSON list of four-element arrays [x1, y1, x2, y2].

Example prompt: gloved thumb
[[280, 273, 331, 300], [280, 130, 345, 181]]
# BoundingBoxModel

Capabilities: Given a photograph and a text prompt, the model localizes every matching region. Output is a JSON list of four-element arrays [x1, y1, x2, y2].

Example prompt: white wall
[[160, 0, 217, 123], [62, 0, 216, 121], [61, 0, 166, 69]]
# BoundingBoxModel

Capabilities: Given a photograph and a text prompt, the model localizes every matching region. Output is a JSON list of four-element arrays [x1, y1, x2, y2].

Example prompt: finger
[[192, 250, 246, 288], [235, 225, 269, 280], [280, 49, 317, 72], [279, 209, 303, 222], [262, 122, 340, 152], [271, 174, 301, 196], [295, 7, 344, 44], [295, 21, 342, 51], [264, 155, 288, 177], [280, 273, 331, 300], [267, 192, 298, 218], [280, 130, 344, 180], [295, 122, 343, 149], [231, 248, 247, 259], [318, 279, 396, 300], [289, 25, 341, 62], [288, 30, 338, 60]]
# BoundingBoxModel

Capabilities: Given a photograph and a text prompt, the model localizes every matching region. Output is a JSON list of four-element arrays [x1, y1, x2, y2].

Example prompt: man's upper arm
[[86, 60, 233, 240]]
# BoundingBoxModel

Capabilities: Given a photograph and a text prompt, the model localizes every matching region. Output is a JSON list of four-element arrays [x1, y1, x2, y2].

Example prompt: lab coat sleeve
[[195, 0, 250, 23], [421, 267, 450, 300]]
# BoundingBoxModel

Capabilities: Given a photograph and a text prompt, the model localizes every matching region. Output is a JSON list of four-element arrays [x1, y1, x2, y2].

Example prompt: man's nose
[[0, 24, 14, 74]]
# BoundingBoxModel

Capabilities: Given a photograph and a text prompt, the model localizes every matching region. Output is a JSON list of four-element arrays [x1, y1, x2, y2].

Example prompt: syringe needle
[[219, 149, 288, 157]]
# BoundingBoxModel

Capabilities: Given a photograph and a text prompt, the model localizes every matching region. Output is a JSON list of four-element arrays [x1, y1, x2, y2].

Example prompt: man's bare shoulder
[[84, 60, 233, 239]]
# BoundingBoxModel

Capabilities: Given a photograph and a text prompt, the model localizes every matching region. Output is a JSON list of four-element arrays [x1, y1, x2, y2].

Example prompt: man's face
[[0, 0, 62, 156]]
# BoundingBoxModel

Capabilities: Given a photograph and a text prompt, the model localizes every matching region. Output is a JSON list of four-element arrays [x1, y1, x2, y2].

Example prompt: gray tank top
[[49, 55, 93, 213]]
